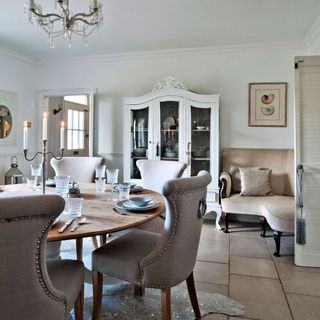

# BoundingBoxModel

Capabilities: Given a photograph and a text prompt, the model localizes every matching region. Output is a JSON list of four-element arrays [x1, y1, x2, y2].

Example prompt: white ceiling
[[1, 0, 320, 61]]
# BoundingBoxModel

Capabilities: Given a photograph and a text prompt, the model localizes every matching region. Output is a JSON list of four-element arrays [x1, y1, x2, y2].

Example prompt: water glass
[[54, 175, 70, 197], [106, 169, 119, 184], [95, 165, 106, 179], [118, 184, 130, 201], [106, 169, 119, 201], [26, 177, 38, 191], [95, 178, 106, 194], [67, 197, 83, 218], [31, 164, 42, 177]]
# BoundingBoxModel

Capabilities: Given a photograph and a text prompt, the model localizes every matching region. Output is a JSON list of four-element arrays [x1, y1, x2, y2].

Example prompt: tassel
[[296, 214, 306, 245], [296, 165, 306, 245]]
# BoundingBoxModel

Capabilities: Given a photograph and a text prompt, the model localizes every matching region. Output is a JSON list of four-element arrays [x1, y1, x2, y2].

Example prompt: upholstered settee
[[219, 148, 294, 256]]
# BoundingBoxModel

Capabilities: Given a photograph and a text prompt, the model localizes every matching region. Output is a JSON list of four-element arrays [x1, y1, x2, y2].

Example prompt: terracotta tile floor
[[197, 221, 320, 320]]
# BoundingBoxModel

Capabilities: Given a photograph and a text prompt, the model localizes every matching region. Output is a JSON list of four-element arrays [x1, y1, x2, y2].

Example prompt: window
[[67, 109, 85, 150]]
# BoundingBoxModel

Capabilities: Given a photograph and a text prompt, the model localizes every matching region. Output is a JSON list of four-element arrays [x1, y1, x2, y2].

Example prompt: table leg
[[100, 234, 107, 246], [76, 238, 83, 261]]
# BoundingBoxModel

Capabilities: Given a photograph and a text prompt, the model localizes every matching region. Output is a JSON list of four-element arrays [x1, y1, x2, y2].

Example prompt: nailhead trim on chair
[[139, 186, 206, 288], [1, 214, 67, 319], [94, 184, 208, 289]]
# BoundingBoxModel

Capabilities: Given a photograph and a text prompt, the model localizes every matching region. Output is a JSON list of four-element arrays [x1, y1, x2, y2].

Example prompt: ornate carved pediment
[[152, 76, 187, 91]]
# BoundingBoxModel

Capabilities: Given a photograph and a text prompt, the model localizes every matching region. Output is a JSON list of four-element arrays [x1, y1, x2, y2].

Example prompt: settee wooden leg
[[134, 284, 145, 296], [260, 217, 267, 237], [224, 212, 229, 233], [273, 231, 283, 257]]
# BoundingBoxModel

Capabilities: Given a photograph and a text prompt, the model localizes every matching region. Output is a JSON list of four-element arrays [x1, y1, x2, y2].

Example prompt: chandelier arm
[[72, 17, 100, 25], [30, 9, 62, 20], [72, 9, 98, 20]]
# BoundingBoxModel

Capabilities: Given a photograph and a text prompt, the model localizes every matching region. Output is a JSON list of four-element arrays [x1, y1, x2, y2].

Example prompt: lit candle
[[43, 112, 48, 141], [30, 0, 35, 9], [23, 121, 29, 150], [93, 0, 98, 9], [60, 121, 65, 149]]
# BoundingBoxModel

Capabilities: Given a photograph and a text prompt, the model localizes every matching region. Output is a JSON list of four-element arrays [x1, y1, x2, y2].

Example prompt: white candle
[[23, 121, 29, 150], [43, 112, 48, 141], [93, 0, 98, 9], [30, 0, 35, 9], [60, 121, 65, 149]]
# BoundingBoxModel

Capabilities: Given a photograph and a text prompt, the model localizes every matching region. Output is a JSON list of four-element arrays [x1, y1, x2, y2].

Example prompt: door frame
[[37, 87, 95, 156]]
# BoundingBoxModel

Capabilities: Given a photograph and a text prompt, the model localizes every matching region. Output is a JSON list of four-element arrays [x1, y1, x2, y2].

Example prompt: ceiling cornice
[[37, 41, 307, 66], [0, 46, 36, 65], [304, 15, 320, 47]]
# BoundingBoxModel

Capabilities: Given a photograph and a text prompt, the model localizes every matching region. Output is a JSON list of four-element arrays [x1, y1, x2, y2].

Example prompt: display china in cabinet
[[123, 77, 221, 229]]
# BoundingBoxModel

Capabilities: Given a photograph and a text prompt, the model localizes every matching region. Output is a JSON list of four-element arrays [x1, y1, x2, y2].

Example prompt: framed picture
[[249, 82, 287, 127]]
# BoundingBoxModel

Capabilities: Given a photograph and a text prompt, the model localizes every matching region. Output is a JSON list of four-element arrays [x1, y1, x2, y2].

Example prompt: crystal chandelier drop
[[25, 0, 103, 48]]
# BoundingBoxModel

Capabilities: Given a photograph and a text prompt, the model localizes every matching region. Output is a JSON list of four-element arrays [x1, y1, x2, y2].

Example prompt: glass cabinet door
[[190, 106, 211, 176], [130, 107, 149, 179], [160, 101, 179, 161]]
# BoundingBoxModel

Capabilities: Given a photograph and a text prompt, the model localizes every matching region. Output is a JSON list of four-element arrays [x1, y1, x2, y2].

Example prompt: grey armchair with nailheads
[[91, 171, 211, 320], [0, 194, 84, 320]]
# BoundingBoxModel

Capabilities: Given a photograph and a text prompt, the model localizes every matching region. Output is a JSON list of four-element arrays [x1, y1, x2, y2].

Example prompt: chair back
[[51, 156, 103, 182], [136, 160, 187, 193], [0, 195, 66, 320], [139, 171, 211, 287]]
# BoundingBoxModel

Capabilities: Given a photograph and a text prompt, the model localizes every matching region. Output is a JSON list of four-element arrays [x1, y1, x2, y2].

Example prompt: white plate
[[116, 200, 159, 212]]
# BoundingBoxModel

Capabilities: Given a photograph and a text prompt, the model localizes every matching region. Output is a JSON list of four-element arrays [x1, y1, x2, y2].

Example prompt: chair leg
[[92, 236, 99, 249], [74, 285, 84, 320], [260, 217, 267, 237], [134, 284, 145, 296], [224, 212, 229, 233], [186, 272, 201, 319], [273, 231, 283, 257], [92, 271, 103, 320], [161, 288, 171, 320]]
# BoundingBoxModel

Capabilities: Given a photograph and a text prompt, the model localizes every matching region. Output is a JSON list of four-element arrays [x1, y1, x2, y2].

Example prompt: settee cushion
[[221, 194, 294, 233], [240, 168, 272, 196], [230, 166, 259, 192]]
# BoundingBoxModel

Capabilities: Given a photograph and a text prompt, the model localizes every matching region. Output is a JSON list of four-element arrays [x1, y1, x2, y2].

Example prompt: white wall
[[35, 45, 306, 172], [0, 50, 37, 184]]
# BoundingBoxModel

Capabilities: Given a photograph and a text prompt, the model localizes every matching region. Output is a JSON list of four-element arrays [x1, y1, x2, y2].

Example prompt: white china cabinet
[[123, 77, 221, 226]]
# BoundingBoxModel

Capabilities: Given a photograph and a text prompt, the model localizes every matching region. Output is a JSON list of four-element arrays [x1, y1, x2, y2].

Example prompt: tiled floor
[[194, 221, 320, 320], [63, 220, 320, 319]]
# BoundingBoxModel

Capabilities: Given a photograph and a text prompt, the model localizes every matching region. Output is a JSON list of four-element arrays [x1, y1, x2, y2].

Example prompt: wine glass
[[30, 164, 42, 189], [95, 165, 106, 194], [106, 169, 119, 201]]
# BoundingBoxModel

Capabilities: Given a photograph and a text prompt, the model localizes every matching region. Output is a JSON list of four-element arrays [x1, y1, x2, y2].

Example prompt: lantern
[[5, 156, 23, 184]]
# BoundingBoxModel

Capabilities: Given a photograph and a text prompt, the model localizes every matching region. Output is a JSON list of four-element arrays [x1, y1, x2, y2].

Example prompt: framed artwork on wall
[[249, 82, 287, 127]]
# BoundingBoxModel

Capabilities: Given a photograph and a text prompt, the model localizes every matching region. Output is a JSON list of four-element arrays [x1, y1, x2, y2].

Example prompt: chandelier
[[25, 0, 103, 48]]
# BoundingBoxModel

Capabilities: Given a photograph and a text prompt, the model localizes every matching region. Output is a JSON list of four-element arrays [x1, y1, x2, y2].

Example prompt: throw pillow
[[239, 167, 272, 196], [230, 166, 260, 192]]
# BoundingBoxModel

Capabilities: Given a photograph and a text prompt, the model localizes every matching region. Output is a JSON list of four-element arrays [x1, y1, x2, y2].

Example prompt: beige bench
[[219, 148, 294, 256]]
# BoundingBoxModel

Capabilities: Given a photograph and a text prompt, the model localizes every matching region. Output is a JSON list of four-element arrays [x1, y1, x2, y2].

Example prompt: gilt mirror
[[0, 90, 17, 146]]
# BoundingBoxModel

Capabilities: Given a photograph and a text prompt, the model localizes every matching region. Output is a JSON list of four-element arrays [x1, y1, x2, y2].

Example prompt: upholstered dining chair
[[135, 159, 188, 233], [91, 171, 211, 320], [50, 156, 103, 183], [0, 194, 84, 320], [50, 156, 103, 251]]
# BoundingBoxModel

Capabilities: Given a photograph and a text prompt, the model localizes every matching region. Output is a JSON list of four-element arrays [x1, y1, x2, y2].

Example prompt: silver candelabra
[[23, 140, 64, 194]]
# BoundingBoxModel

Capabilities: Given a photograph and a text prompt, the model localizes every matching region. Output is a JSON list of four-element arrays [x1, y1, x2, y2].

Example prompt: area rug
[[62, 239, 245, 319], [69, 281, 245, 320]]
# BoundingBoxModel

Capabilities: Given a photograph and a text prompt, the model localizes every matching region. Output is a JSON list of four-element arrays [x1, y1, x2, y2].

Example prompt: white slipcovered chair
[[135, 160, 188, 233], [49, 156, 104, 257]]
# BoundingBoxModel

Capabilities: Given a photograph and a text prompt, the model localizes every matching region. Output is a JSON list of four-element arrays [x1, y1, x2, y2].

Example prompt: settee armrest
[[219, 171, 232, 198]]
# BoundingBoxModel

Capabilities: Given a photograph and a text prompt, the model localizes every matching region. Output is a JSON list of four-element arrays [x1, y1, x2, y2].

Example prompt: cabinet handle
[[156, 142, 159, 157], [187, 142, 191, 152]]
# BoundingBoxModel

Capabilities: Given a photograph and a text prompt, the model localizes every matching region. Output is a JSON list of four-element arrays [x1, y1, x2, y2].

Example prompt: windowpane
[[73, 110, 79, 130], [73, 130, 78, 149], [79, 111, 84, 130], [68, 109, 73, 128], [67, 130, 72, 149], [79, 131, 84, 149]]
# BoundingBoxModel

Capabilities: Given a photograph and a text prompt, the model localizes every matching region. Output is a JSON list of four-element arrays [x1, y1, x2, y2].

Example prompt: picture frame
[[249, 82, 287, 127]]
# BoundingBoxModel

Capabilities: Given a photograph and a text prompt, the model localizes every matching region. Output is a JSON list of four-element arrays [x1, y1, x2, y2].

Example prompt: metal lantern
[[5, 156, 23, 185]]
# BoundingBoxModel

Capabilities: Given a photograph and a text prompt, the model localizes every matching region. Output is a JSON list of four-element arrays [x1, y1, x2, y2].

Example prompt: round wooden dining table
[[0, 182, 165, 260]]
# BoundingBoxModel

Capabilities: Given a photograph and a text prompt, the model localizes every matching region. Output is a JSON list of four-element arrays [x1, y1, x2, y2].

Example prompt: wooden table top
[[0, 183, 165, 241]]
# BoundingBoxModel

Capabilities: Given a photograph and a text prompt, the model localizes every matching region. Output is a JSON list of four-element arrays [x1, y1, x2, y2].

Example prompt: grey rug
[[62, 239, 245, 319], [69, 281, 245, 320]]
